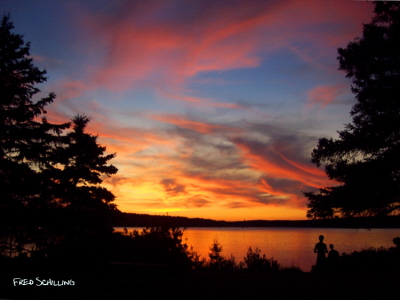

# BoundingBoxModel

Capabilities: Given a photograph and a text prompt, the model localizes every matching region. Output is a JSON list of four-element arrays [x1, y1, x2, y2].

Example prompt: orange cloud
[[235, 140, 330, 189], [277, 154, 326, 178], [88, 110, 334, 217]]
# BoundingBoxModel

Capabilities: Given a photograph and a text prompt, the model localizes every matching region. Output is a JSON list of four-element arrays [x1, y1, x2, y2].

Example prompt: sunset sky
[[3, 0, 375, 220]]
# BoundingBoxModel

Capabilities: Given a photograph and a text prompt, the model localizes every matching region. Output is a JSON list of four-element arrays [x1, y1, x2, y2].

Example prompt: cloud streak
[[73, 0, 372, 107], [97, 111, 332, 217], [307, 83, 349, 108]]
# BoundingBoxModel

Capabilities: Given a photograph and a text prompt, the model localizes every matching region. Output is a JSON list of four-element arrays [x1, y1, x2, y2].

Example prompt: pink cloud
[[83, 1, 277, 86], [234, 139, 331, 190], [70, 0, 373, 107], [307, 83, 349, 107], [43, 79, 97, 124], [53, 80, 92, 102]]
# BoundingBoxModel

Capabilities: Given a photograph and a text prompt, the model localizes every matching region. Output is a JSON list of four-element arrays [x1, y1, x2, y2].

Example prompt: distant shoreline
[[113, 212, 400, 229]]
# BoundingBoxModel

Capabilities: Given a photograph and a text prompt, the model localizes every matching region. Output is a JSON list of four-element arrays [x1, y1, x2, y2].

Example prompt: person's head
[[319, 235, 324, 242], [329, 244, 334, 250]]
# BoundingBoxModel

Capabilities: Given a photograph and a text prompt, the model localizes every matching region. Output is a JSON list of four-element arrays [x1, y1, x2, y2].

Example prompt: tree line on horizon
[[113, 211, 400, 228]]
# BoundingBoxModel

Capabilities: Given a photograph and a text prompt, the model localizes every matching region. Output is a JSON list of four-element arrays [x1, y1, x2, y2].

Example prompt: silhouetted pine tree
[[0, 14, 69, 212], [304, 2, 400, 218], [0, 15, 72, 258], [0, 15, 118, 260], [46, 114, 118, 248], [52, 115, 117, 212]]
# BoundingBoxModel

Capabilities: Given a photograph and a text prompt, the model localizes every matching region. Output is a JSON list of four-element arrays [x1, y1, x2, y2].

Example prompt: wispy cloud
[[307, 83, 349, 108], [160, 178, 187, 197], [96, 110, 332, 215], [150, 114, 233, 134]]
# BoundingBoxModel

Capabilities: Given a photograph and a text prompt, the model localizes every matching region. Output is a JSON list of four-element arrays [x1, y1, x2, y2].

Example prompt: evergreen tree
[[52, 114, 117, 214], [30, 116, 119, 259], [209, 238, 224, 267], [0, 15, 118, 259], [0, 14, 71, 258], [304, 2, 400, 218], [0, 14, 69, 212]]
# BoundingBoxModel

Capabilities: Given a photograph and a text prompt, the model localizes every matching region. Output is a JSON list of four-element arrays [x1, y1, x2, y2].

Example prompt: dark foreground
[[1, 262, 399, 300]]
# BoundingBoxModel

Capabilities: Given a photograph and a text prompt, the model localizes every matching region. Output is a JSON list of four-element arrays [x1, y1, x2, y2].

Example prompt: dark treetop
[[304, 2, 400, 219]]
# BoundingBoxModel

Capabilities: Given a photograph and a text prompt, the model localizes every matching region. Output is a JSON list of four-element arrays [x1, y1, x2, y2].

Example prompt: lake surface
[[114, 227, 400, 272]]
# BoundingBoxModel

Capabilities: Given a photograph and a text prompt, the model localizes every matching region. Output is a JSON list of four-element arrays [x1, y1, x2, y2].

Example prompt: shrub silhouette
[[110, 227, 196, 270], [331, 238, 400, 274], [199, 241, 283, 273], [243, 247, 280, 273], [205, 238, 238, 271]]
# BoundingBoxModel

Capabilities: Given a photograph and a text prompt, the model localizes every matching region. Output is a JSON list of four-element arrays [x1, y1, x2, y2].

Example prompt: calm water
[[114, 227, 400, 272]]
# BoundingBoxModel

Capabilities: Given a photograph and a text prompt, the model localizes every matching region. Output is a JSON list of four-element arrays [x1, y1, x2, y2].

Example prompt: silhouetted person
[[328, 244, 339, 260], [314, 235, 328, 270], [392, 237, 400, 257], [327, 244, 339, 272]]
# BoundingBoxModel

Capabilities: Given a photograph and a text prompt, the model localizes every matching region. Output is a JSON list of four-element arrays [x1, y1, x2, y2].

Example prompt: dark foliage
[[205, 238, 238, 271], [51, 114, 117, 210], [110, 227, 195, 270], [0, 15, 117, 261], [242, 247, 280, 273], [191, 240, 284, 273], [336, 246, 400, 274], [304, 2, 400, 219], [0, 14, 70, 211]]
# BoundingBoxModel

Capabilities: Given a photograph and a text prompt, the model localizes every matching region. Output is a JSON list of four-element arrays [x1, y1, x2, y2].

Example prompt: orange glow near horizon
[[100, 119, 333, 221]]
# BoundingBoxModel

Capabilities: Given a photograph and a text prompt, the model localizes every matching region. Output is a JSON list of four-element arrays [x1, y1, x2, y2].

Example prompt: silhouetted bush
[[194, 240, 285, 273], [242, 247, 281, 273], [203, 238, 239, 271], [187, 245, 207, 269], [109, 227, 196, 270], [337, 246, 400, 273]]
